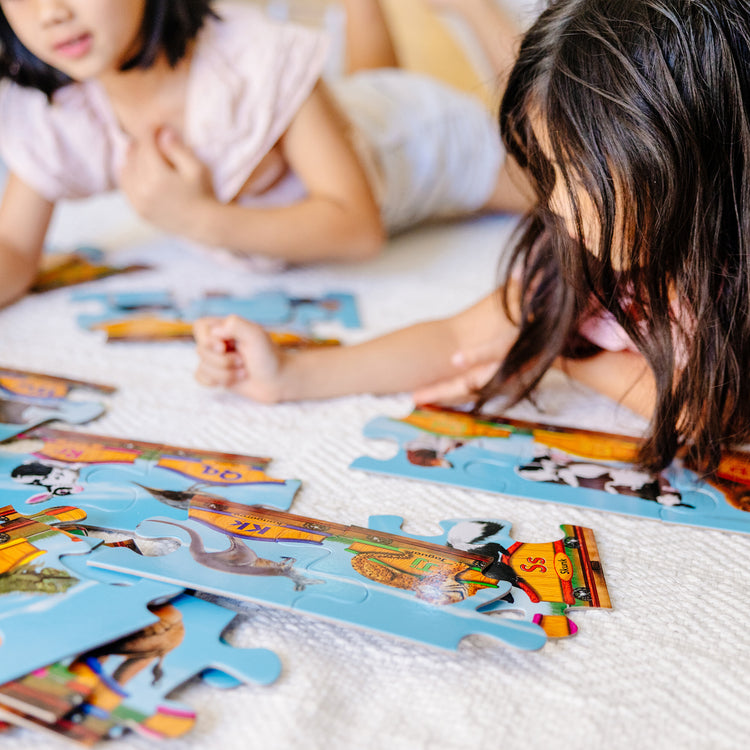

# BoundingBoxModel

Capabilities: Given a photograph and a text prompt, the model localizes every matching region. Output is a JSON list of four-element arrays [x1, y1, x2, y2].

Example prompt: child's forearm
[[188, 193, 385, 264], [275, 318, 470, 401], [273, 294, 517, 401], [0, 244, 42, 308], [556, 350, 656, 418], [0, 174, 53, 308]]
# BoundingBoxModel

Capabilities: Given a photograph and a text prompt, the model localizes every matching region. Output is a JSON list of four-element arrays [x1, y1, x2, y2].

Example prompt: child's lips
[[53, 32, 93, 60]]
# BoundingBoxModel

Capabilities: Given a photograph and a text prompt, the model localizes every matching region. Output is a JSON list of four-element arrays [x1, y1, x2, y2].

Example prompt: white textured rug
[[1, 193, 749, 750]]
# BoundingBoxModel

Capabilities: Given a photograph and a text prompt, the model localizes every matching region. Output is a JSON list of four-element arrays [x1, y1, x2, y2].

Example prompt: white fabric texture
[[0, 192, 748, 749], [330, 70, 503, 233]]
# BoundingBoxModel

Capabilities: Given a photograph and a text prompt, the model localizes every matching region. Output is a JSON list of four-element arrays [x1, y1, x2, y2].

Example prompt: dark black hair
[[480, 0, 750, 472], [0, 0, 217, 97]]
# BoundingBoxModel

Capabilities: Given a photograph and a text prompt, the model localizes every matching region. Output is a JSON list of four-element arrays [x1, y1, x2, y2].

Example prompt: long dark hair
[[0, 0, 217, 97], [480, 0, 750, 472]]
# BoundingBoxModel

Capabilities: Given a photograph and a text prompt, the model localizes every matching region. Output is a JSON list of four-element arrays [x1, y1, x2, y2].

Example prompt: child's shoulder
[[0, 80, 113, 201], [199, 1, 329, 65]]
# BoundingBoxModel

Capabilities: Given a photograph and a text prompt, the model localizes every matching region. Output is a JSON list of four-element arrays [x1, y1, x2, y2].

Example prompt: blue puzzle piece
[[364, 514, 609, 637], [127, 593, 280, 696], [73, 289, 179, 329], [0, 432, 300, 532], [285, 293, 361, 329], [76, 593, 280, 732], [0, 399, 105, 442], [352, 409, 750, 536], [92, 517, 367, 606], [86, 507, 549, 652], [0, 531, 182, 684], [184, 290, 296, 325]]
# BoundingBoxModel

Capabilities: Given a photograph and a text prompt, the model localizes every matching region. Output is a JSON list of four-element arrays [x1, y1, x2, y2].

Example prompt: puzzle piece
[[185, 290, 361, 329], [3, 592, 281, 744], [0, 368, 113, 441], [367, 515, 611, 637], [351, 405, 750, 535], [0, 660, 97, 724], [86, 501, 570, 652], [30, 246, 151, 293], [73, 289, 179, 329], [73, 288, 361, 343], [0, 427, 301, 531], [0, 505, 182, 685]]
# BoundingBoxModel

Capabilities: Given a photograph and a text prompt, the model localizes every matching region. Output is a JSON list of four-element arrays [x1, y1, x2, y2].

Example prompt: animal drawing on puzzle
[[30, 246, 150, 293], [350, 405, 750, 535], [0, 593, 280, 745], [86, 499, 611, 652], [0, 368, 114, 441], [73, 288, 360, 343], [0, 504, 183, 686], [0, 427, 301, 532]]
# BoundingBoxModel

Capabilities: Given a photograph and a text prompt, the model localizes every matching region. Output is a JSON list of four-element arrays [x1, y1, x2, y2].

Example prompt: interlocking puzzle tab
[[87, 499, 611, 651], [31, 246, 151, 293], [0, 368, 113, 441], [350, 405, 750, 535], [0, 427, 301, 531], [73, 288, 360, 343]]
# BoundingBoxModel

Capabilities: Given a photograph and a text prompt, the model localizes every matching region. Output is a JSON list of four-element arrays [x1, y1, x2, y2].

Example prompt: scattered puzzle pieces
[[0, 504, 183, 685], [351, 405, 750, 534], [72, 289, 360, 343], [74, 290, 360, 348], [0, 368, 113, 441], [31, 246, 151, 293], [0, 427, 301, 531], [0, 593, 281, 745]]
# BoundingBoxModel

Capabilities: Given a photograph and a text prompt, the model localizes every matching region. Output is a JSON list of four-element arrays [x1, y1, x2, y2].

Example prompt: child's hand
[[120, 126, 215, 236], [193, 315, 287, 403], [412, 339, 503, 406]]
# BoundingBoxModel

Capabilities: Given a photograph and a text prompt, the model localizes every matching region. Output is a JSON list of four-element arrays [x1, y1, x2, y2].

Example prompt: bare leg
[[427, 0, 522, 84], [342, 0, 400, 72]]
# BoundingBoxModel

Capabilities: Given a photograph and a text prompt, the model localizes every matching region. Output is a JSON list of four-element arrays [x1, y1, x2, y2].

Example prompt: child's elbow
[[348, 213, 386, 260]]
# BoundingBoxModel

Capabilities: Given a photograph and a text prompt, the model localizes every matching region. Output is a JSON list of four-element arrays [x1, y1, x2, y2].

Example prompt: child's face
[[1, 0, 146, 81], [533, 113, 628, 271]]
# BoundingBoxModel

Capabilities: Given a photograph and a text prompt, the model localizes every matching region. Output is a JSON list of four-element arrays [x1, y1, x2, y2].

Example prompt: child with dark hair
[[0, 0, 528, 307], [196, 0, 750, 474]]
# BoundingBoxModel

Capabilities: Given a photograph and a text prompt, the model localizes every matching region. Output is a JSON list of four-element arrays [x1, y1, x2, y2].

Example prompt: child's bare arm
[[121, 82, 385, 263], [415, 334, 657, 418], [0, 174, 54, 308], [194, 293, 520, 403], [557, 351, 656, 418]]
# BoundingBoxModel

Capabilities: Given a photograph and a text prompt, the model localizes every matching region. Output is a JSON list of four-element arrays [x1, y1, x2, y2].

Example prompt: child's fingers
[[195, 343, 244, 372], [193, 316, 238, 353], [413, 361, 499, 406], [195, 353, 246, 388], [156, 126, 206, 181]]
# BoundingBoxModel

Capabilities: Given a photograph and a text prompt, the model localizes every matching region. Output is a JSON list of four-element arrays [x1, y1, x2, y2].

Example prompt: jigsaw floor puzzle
[[2, 163, 748, 749], [351, 405, 750, 535], [0, 367, 614, 744]]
